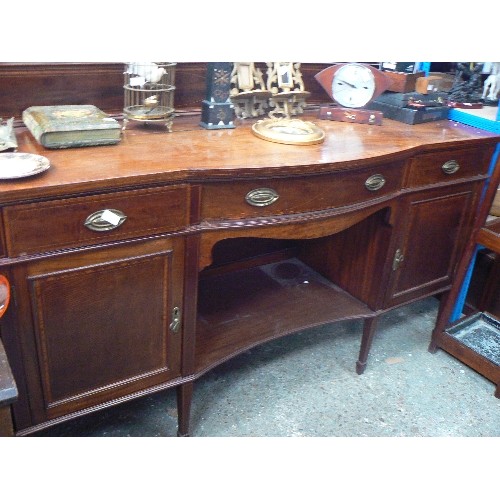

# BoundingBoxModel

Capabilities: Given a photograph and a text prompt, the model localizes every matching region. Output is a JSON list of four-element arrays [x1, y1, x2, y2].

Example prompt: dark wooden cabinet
[[384, 144, 494, 307], [2, 237, 184, 429], [0, 113, 498, 436], [387, 184, 478, 306]]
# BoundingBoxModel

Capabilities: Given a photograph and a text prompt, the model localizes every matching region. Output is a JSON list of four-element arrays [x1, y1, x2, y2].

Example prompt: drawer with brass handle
[[3, 184, 189, 256], [406, 147, 493, 188], [200, 162, 404, 221]]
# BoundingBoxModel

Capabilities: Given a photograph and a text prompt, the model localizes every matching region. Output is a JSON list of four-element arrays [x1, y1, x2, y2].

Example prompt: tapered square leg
[[356, 316, 379, 375], [0, 406, 14, 437], [176, 382, 194, 437], [428, 291, 451, 354]]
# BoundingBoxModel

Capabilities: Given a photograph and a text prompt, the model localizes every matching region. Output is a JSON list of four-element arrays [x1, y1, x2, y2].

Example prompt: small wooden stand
[[230, 62, 271, 119], [319, 105, 383, 125]]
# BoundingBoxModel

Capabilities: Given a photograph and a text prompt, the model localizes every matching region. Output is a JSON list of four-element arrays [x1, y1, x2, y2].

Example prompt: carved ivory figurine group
[[482, 62, 500, 101]]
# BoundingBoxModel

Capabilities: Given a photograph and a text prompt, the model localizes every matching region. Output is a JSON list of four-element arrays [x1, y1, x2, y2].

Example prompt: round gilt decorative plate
[[0, 153, 50, 179], [252, 118, 325, 145]]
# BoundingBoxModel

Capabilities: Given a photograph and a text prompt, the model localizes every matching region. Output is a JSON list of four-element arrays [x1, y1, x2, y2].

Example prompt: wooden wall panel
[[0, 63, 125, 118], [0, 62, 332, 121]]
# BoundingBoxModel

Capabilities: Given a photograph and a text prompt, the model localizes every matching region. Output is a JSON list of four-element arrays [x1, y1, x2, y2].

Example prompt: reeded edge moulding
[[251, 118, 325, 145]]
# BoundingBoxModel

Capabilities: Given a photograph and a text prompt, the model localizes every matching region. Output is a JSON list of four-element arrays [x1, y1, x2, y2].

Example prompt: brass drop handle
[[365, 174, 386, 191], [245, 187, 279, 207], [84, 209, 127, 232], [442, 160, 460, 175], [169, 306, 181, 333]]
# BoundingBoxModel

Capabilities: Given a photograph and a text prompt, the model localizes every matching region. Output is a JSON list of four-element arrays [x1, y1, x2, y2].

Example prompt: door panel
[[387, 187, 476, 307], [12, 237, 184, 423]]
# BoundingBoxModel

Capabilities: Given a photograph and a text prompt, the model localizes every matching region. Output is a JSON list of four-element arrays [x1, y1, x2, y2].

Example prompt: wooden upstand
[[0, 113, 498, 436]]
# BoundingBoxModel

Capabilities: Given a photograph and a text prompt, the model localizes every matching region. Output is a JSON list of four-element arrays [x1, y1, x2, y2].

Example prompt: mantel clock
[[315, 63, 390, 125]]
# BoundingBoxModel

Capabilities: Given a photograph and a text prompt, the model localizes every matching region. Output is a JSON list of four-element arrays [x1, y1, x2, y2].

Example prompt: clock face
[[332, 64, 376, 108]]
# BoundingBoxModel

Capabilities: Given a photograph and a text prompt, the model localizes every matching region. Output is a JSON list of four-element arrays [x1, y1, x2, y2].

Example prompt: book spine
[[42, 129, 121, 148], [22, 110, 46, 145]]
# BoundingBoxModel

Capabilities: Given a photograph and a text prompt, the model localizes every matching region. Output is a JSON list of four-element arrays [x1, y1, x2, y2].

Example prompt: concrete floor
[[32, 296, 500, 437]]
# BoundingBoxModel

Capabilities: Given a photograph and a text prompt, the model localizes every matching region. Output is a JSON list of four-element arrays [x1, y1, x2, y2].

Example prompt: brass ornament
[[251, 118, 325, 145]]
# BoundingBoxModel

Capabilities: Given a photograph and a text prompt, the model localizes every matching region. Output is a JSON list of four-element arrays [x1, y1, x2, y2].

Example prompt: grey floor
[[32, 296, 499, 437]]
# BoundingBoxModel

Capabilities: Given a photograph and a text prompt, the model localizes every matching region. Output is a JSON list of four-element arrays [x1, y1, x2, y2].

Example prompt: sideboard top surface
[[2, 113, 499, 204]]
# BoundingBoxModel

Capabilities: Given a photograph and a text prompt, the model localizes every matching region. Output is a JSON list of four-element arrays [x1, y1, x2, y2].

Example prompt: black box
[[375, 91, 448, 107], [381, 62, 417, 73], [367, 100, 449, 125]]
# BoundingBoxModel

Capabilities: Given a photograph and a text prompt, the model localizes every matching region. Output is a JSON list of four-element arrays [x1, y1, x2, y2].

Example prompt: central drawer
[[200, 162, 404, 221], [3, 184, 189, 257]]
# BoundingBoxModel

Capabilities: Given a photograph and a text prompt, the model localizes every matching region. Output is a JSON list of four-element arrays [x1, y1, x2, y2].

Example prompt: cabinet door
[[386, 184, 478, 307], [7, 237, 184, 426]]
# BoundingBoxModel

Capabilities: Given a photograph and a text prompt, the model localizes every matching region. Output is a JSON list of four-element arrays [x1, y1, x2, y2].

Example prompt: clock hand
[[336, 83, 371, 94], [337, 79, 357, 89]]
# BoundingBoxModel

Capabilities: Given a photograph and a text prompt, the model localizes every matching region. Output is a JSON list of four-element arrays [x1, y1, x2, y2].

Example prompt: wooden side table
[[429, 151, 500, 397], [0, 338, 17, 436], [0, 275, 17, 436]]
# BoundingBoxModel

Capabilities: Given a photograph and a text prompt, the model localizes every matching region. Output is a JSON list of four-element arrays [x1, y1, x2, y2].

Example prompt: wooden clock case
[[315, 63, 391, 124]]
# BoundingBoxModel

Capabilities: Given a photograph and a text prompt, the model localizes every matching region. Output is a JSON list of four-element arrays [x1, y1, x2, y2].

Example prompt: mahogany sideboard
[[0, 113, 498, 436]]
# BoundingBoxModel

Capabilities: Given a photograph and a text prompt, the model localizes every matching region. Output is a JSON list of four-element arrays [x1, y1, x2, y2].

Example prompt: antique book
[[22, 105, 121, 148]]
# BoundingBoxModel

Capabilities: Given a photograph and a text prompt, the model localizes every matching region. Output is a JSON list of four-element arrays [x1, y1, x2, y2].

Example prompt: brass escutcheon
[[392, 249, 405, 271], [169, 306, 181, 333]]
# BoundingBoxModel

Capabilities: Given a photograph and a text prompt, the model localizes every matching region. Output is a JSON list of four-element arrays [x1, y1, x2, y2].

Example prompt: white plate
[[0, 153, 50, 179]]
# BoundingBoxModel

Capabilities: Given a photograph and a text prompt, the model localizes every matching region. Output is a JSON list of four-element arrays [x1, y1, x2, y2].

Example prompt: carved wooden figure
[[266, 62, 310, 118], [230, 63, 271, 119]]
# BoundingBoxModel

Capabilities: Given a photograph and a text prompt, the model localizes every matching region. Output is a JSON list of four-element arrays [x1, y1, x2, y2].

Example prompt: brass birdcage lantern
[[123, 62, 176, 131]]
